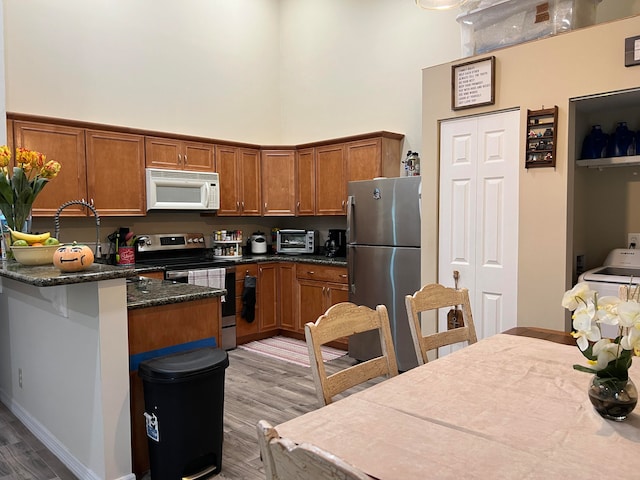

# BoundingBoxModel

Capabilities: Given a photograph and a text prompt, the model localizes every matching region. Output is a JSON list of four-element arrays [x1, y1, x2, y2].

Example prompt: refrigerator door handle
[[346, 195, 355, 244], [347, 244, 355, 295]]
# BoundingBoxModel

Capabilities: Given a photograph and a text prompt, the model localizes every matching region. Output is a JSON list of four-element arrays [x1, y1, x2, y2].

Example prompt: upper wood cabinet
[[261, 149, 296, 216], [296, 148, 315, 216], [215, 145, 261, 216], [86, 130, 146, 216], [305, 133, 403, 216], [315, 144, 346, 215], [145, 136, 214, 172], [13, 121, 88, 216], [13, 121, 146, 217]]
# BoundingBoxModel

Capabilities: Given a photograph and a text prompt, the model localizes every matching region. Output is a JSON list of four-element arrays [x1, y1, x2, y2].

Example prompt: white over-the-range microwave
[[146, 168, 220, 211]]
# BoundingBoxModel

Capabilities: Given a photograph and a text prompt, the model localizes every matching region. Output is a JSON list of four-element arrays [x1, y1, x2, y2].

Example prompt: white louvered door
[[438, 110, 520, 355]]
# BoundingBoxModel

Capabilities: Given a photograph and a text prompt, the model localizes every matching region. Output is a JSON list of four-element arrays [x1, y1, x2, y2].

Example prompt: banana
[[8, 228, 51, 245]]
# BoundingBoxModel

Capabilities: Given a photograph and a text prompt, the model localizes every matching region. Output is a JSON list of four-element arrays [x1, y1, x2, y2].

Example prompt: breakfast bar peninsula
[[0, 261, 225, 480]]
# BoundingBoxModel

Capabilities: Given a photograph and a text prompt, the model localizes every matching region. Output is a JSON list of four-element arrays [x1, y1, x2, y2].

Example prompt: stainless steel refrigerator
[[347, 176, 421, 371]]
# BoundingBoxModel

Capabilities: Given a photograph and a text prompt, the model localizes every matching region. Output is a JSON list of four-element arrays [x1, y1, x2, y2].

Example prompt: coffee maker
[[325, 229, 346, 257]]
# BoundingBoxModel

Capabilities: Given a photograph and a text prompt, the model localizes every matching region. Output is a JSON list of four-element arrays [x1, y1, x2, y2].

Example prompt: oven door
[[165, 267, 237, 350]]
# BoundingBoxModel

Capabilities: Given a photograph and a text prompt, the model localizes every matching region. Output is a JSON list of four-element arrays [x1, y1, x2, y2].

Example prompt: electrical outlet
[[18, 368, 22, 388], [628, 233, 640, 248]]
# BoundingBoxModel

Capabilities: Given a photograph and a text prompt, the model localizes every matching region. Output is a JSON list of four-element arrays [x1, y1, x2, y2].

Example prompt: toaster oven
[[276, 229, 317, 254]]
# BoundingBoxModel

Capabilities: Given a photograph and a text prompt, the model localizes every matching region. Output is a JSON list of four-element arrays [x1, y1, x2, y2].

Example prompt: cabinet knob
[[184, 154, 187, 164], [178, 154, 182, 163], [241, 202, 245, 211], [297, 201, 300, 212], [264, 203, 267, 210], [307, 271, 315, 275], [340, 274, 347, 278]]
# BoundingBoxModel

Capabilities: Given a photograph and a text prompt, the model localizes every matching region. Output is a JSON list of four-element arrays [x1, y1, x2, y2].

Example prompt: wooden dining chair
[[256, 420, 371, 480], [305, 302, 398, 406], [405, 283, 478, 365]]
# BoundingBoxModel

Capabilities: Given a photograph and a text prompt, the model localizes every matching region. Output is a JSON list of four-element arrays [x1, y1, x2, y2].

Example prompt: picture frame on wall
[[451, 56, 495, 111]]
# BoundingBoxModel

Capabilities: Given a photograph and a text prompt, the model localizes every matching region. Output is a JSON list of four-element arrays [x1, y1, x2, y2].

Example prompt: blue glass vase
[[581, 125, 608, 159], [607, 122, 634, 157]]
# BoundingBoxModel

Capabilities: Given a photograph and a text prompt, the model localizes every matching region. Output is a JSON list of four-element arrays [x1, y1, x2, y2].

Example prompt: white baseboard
[[0, 390, 135, 480]]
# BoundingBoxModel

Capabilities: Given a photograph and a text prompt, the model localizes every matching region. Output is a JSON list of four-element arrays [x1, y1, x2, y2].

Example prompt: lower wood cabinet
[[235, 261, 347, 347], [295, 263, 349, 348], [128, 297, 221, 478]]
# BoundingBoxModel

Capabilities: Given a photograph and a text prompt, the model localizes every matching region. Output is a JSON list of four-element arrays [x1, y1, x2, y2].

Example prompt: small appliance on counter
[[248, 231, 268, 254], [325, 229, 346, 257], [276, 229, 317, 255]]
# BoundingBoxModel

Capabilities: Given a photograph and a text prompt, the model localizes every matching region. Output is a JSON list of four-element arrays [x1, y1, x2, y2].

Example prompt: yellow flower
[[0, 145, 10, 168], [41, 160, 61, 179]]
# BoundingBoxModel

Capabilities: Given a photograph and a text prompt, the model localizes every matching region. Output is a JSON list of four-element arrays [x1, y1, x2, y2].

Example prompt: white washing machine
[[578, 248, 640, 338]]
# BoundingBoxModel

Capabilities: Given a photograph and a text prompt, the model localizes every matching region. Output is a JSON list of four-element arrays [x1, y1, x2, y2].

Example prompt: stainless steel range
[[578, 248, 640, 338], [135, 233, 237, 350]]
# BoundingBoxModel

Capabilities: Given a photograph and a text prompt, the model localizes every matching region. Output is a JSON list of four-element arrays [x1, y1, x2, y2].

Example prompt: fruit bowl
[[10, 244, 63, 266]]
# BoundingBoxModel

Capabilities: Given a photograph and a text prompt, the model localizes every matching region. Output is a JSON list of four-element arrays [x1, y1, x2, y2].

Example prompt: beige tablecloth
[[277, 334, 640, 479]]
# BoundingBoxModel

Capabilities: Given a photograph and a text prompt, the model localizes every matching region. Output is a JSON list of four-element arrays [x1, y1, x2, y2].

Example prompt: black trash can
[[138, 347, 229, 480]]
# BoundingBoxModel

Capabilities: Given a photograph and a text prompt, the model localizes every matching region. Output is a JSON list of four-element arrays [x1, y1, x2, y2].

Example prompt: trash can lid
[[138, 347, 229, 383]]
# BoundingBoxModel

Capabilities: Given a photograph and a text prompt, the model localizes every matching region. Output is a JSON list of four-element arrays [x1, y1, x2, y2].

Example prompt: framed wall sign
[[625, 35, 640, 67], [451, 56, 495, 111]]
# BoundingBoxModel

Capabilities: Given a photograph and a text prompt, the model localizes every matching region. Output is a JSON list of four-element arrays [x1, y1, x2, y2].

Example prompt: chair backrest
[[257, 420, 371, 480], [405, 283, 478, 365], [305, 302, 398, 406]]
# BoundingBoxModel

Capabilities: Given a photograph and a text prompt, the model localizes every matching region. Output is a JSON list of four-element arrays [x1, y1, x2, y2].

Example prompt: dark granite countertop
[[0, 259, 139, 287], [126, 276, 226, 310], [202, 253, 347, 267]]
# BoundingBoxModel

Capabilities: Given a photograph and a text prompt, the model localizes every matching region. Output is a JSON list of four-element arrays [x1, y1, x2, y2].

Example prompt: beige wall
[[421, 15, 640, 331]]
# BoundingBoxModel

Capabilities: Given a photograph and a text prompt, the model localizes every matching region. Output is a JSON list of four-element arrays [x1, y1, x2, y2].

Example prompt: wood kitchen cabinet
[[278, 263, 297, 331], [12, 121, 146, 217], [216, 145, 261, 216], [86, 130, 146, 216], [261, 149, 296, 216], [308, 133, 403, 216], [13, 121, 88, 216], [236, 263, 260, 341], [258, 262, 278, 331], [315, 144, 346, 215], [296, 147, 315, 216], [145, 136, 214, 172], [128, 297, 221, 477], [296, 263, 349, 347]]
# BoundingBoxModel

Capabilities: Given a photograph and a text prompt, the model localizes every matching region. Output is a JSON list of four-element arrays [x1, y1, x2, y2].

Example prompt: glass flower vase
[[588, 376, 637, 421]]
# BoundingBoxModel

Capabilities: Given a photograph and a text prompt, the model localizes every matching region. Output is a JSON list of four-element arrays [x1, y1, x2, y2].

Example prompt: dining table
[[276, 329, 640, 479]]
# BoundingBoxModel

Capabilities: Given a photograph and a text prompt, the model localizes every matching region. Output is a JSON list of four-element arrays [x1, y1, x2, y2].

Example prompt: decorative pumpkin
[[53, 242, 95, 272]]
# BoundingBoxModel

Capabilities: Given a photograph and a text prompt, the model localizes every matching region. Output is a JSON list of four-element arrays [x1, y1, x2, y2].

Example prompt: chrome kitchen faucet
[[54, 199, 102, 259]]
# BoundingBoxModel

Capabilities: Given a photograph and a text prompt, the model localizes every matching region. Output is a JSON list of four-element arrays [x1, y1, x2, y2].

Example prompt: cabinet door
[[278, 263, 298, 332], [296, 148, 315, 216], [261, 150, 296, 216], [13, 121, 87, 216], [183, 141, 215, 171], [297, 279, 327, 330], [258, 263, 278, 332], [86, 130, 146, 215], [215, 145, 241, 216], [315, 144, 346, 215], [327, 283, 349, 308], [236, 264, 259, 341], [239, 148, 261, 216], [346, 137, 382, 182], [145, 136, 181, 169]]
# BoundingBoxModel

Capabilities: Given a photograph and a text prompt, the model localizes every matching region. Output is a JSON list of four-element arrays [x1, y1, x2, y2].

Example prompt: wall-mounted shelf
[[576, 154, 640, 169], [525, 106, 558, 169]]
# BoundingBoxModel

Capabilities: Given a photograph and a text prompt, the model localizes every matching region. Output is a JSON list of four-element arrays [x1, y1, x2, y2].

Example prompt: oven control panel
[[136, 233, 206, 253]]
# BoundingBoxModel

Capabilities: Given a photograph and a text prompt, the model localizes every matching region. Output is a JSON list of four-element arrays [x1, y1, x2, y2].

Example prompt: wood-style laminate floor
[[0, 347, 379, 480]]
